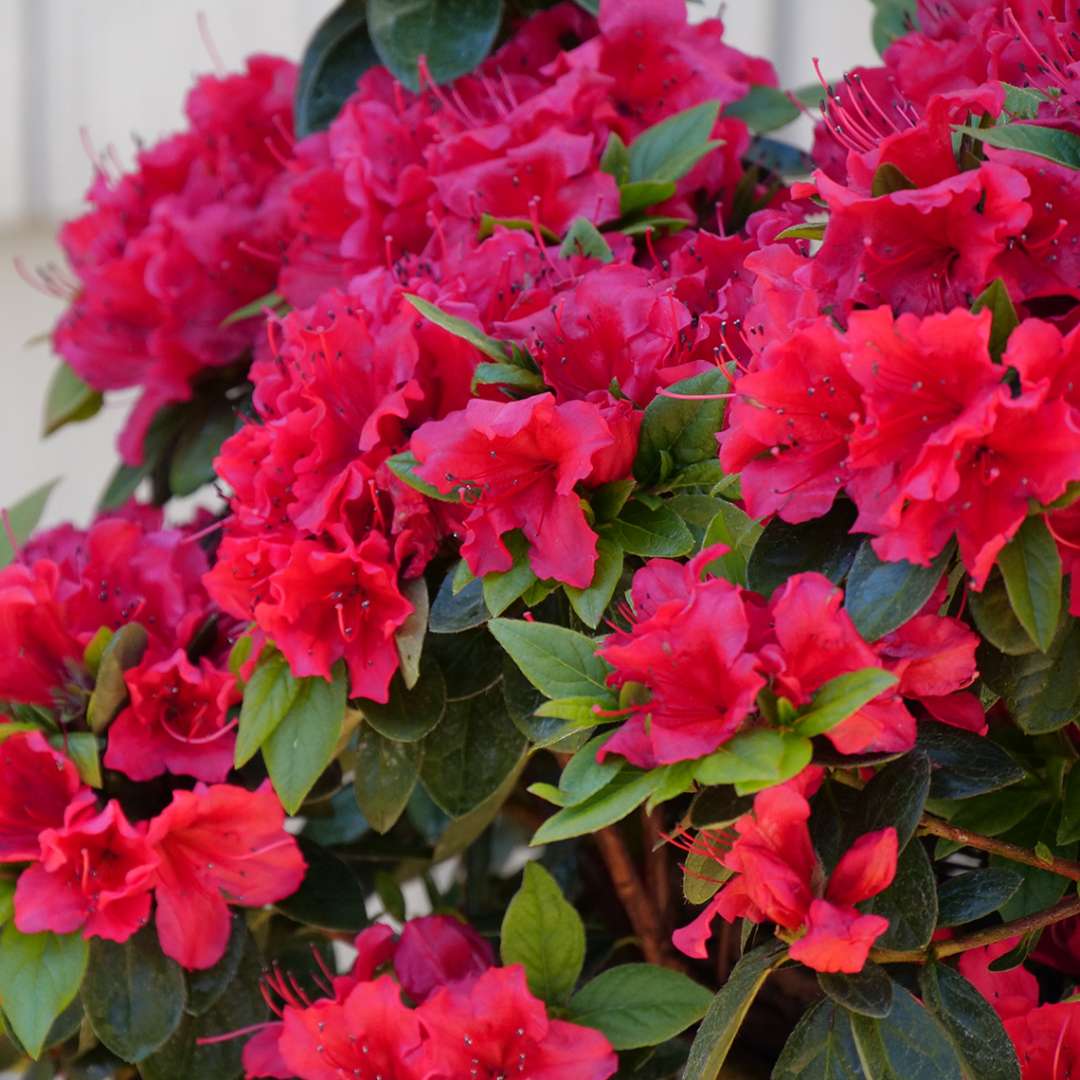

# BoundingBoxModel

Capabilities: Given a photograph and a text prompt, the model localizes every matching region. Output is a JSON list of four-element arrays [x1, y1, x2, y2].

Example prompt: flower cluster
[[240, 915, 616, 1080]]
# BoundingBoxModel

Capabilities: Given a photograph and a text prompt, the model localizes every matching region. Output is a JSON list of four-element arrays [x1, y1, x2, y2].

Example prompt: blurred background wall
[[0, 0, 876, 530]]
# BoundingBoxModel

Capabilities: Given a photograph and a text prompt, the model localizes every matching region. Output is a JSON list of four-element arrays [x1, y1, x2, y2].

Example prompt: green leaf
[[530, 769, 659, 845], [700, 502, 762, 585], [689, 787, 755, 829], [482, 532, 538, 617], [395, 576, 428, 690], [354, 726, 421, 833], [996, 516, 1062, 653], [793, 668, 898, 738], [219, 289, 285, 328], [559, 217, 614, 262], [234, 651, 301, 767], [569, 964, 712, 1051], [368, 0, 503, 91], [500, 863, 585, 1005], [431, 753, 526, 862], [1060, 764, 1080, 844], [0, 479, 59, 569], [558, 733, 622, 805], [565, 538, 623, 629], [775, 221, 827, 242], [635, 369, 729, 484], [87, 622, 149, 734], [936, 868, 1023, 927], [0, 925, 87, 1059], [852, 751, 931, 851], [844, 541, 953, 642], [619, 179, 678, 216], [817, 963, 893, 1019], [429, 570, 489, 633], [773, 1000, 864, 1079], [420, 681, 526, 817], [863, 841, 937, 951], [263, 665, 348, 814], [403, 294, 509, 360], [42, 363, 102, 437], [972, 278, 1020, 361], [357, 658, 445, 742], [918, 964, 1020, 1080], [956, 122, 1080, 169], [274, 836, 367, 932], [871, 162, 916, 196], [849, 985, 964, 1080], [0, 880, 14, 926], [682, 848, 731, 904], [82, 926, 185, 1063], [605, 501, 694, 558], [695, 729, 812, 792], [918, 722, 1025, 799], [489, 618, 609, 699], [49, 733, 101, 788], [294, 0, 378, 137], [993, 807, 1073, 920], [386, 450, 462, 503], [471, 362, 546, 392], [1001, 82, 1048, 119], [629, 101, 723, 183], [168, 400, 237, 497], [746, 501, 860, 597], [724, 85, 800, 132], [684, 941, 786, 1077], [869, 0, 919, 55], [988, 930, 1040, 972], [743, 135, 815, 178], [185, 916, 247, 1017], [970, 570, 1040, 655], [599, 131, 629, 182]]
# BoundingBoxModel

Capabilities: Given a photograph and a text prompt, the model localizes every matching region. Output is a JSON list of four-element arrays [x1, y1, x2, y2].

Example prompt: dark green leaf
[[853, 752, 931, 851], [772, 1000, 864, 1079], [849, 985, 963, 1080], [368, 0, 503, 92], [530, 769, 659, 845], [817, 963, 893, 1019], [429, 571, 489, 633], [357, 658, 446, 742], [82, 926, 185, 1063], [234, 651, 300, 767], [689, 788, 755, 829], [793, 668, 899, 738], [775, 221, 827, 241], [918, 722, 1025, 799], [956, 122, 1080, 169], [936, 868, 1024, 927], [471, 362, 545, 392], [559, 733, 622, 805], [263, 665, 348, 814], [168, 400, 237, 497], [635, 369, 729, 484], [700, 502, 762, 585], [743, 135, 815, 178], [993, 808, 1072, 920], [559, 217, 614, 262], [629, 101, 722, 183], [420, 681, 526, 817], [863, 841, 937, 951], [42, 363, 102, 437], [724, 85, 800, 133], [605, 501, 694, 558], [871, 162, 916, 196], [274, 837, 367, 932], [87, 622, 148, 734], [684, 941, 786, 1077], [618, 179, 677, 216], [0, 479, 59, 569], [295, 0, 378, 137], [746, 501, 860, 597], [0, 925, 87, 1059], [972, 278, 1020, 360], [489, 618, 609, 699], [303, 785, 370, 847], [996, 516, 1062, 653], [386, 450, 462, 502], [843, 541, 952, 642], [354, 726, 422, 833], [870, 0, 919, 55], [219, 290, 285, 328], [569, 964, 712, 1051], [565, 538, 623, 629], [394, 576, 428, 689], [482, 532, 538, 617], [970, 570, 1040, 655], [185, 917, 247, 1017], [918, 963, 1020, 1080], [987, 930, 1040, 972], [500, 863, 585, 1005], [1001, 83, 1048, 119], [431, 753, 525, 861], [1060, 764, 1080, 844]]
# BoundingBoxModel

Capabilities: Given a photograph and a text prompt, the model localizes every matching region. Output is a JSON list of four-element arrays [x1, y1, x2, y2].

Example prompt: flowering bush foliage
[[9, 0, 1080, 1077]]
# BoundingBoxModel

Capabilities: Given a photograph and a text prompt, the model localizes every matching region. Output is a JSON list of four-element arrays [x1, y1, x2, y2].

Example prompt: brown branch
[[641, 807, 672, 937], [919, 815, 1080, 881], [592, 825, 683, 969]]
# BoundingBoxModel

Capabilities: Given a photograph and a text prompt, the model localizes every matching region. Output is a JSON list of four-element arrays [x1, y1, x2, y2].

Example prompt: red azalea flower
[[104, 650, 240, 783], [598, 546, 765, 767], [0, 730, 94, 862], [393, 915, 495, 1005], [720, 317, 863, 523], [14, 800, 158, 943], [1005, 1002, 1080, 1080], [1004, 316, 1080, 410], [415, 965, 617, 1080], [412, 393, 615, 588], [958, 939, 1040, 1023], [147, 783, 305, 969], [673, 778, 897, 974]]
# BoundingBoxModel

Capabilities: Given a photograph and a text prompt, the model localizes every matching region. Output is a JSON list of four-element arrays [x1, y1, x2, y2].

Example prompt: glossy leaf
[[605, 501, 694, 558], [936, 868, 1024, 927], [700, 502, 762, 585], [628, 101, 722, 183], [185, 916, 247, 1017], [997, 516, 1062, 653], [489, 618, 610, 699], [817, 963, 893, 1019], [354, 726, 422, 834], [565, 538, 623, 629], [849, 986, 963, 1080], [918, 722, 1025, 799], [530, 769, 659, 845], [234, 651, 300, 767], [482, 532, 538, 617], [568, 964, 712, 1051], [970, 570, 1040, 655], [772, 999, 864, 1079], [793, 668, 898, 738], [853, 751, 931, 851], [357, 658, 446, 743], [863, 841, 937, 951], [429, 572, 489, 633], [274, 837, 367, 932], [558, 733, 622, 805], [695, 729, 812, 793]]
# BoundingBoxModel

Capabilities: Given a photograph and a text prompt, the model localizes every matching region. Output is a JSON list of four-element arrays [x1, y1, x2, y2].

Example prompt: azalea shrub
[[7, 0, 1080, 1077]]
